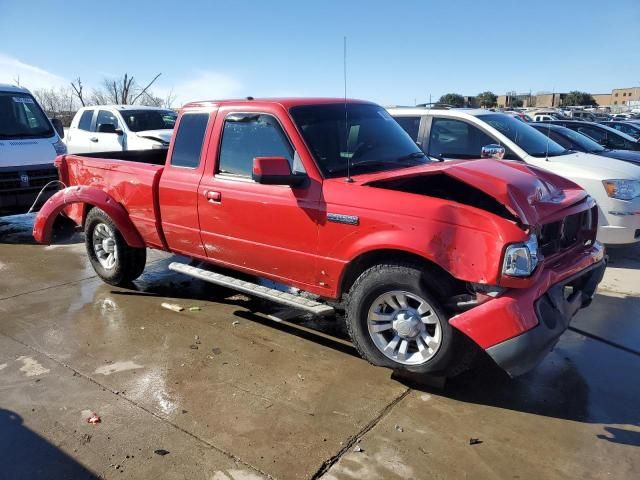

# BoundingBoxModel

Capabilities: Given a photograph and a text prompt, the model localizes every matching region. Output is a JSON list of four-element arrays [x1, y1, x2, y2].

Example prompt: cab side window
[[170, 113, 210, 168], [428, 118, 495, 159], [78, 110, 94, 131], [218, 114, 294, 177]]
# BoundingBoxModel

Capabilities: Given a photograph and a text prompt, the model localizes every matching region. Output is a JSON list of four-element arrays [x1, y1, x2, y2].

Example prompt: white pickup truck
[[65, 105, 177, 154], [0, 83, 66, 214], [388, 107, 640, 245]]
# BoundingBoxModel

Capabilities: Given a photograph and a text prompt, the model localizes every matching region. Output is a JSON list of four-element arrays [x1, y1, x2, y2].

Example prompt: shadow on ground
[[0, 214, 82, 245], [0, 408, 98, 480], [605, 242, 640, 269]]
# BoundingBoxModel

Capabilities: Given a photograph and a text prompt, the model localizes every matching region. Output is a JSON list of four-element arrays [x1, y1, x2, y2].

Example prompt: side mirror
[[51, 118, 64, 138], [98, 123, 119, 134], [252, 157, 307, 186], [481, 144, 506, 160]]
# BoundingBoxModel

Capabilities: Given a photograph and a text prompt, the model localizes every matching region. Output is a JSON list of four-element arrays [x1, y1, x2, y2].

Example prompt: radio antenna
[[344, 36, 353, 183], [544, 88, 554, 161]]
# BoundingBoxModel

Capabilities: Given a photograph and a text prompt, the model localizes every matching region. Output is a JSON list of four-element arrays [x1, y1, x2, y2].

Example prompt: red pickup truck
[[34, 98, 605, 377]]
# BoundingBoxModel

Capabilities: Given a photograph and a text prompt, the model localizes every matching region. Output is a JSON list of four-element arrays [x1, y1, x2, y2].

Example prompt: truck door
[[158, 111, 213, 258], [92, 110, 124, 152], [197, 110, 322, 289], [66, 109, 96, 154]]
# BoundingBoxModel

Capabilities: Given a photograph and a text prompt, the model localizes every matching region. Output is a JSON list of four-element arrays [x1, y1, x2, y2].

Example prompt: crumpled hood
[[361, 159, 588, 226], [135, 129, 172, 144]]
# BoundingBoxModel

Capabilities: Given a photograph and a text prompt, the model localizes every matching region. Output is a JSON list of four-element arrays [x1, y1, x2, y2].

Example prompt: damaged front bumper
[[449, 242, 606, 377], [486, 259, 605, 377]]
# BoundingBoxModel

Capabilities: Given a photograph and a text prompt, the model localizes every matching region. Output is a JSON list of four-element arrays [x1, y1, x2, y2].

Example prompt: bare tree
[[70, 77, 86, 107], [131, 73, 161, 104], [161, 88, 177, 108]]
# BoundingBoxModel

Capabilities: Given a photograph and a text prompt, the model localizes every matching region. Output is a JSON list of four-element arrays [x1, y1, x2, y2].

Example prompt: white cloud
[[0, 53, 68, 90], [156, 70, 244, 107]]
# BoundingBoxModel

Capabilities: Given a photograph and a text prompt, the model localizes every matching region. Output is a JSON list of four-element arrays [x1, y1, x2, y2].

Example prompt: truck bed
[[81, 149, 168, 165], [56, 153, 166, 248]]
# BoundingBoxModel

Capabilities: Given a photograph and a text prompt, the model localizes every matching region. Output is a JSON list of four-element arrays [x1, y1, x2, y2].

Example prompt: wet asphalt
[[0, 214, 638, 479]]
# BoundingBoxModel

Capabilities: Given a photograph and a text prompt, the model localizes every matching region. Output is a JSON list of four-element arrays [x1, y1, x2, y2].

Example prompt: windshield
[[478, 113, 568, 157], [120, 110, 177, 132], [555, 126, 605, 152], [290, 103, 431, 178], [0, 92, 54, 139], [536, 124, 606, 153]]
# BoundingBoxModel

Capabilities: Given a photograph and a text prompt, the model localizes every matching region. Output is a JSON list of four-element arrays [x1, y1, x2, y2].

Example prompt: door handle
[[205, 190, 221, 203], [90, 137, 98, 142]]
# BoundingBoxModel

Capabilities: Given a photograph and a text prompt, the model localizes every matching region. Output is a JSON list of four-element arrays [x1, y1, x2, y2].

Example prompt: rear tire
[[84, 208, 146, 286], [345, 263, 459, 374]]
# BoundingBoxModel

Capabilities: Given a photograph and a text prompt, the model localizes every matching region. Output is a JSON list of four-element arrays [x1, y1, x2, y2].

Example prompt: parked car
[[531, 123, 640, 165], [533, 113, 558, 122], [34, 98, 605, 378], [544, 120, 640, 151], [0, 83, 66, 214], [600, 121, 640, 140], [503, 111, 533, 122], [568, 111, 596, 121], [66, 105, 177, 154], [388, 107, 640, 245]]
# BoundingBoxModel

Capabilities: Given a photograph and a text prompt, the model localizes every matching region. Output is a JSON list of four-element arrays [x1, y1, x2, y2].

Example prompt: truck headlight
[[53, 139, 67, 155], [603, 179, 640, 200], [502, 234, 539, 277]]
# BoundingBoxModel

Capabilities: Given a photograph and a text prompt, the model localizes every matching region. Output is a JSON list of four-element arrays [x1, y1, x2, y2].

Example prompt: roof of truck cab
[[182, 97, 374, 110]]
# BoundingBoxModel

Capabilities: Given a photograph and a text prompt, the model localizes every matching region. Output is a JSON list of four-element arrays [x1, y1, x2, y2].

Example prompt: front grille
[[0, 168, 59, 193], [539, 206, 595, 257]]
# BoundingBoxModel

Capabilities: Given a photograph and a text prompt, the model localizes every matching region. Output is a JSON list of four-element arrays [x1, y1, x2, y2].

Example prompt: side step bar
[[168, 262, 335, 316]]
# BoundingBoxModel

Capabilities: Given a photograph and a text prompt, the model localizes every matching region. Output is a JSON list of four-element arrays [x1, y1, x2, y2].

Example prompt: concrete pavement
[[0, 214, 638, 479]]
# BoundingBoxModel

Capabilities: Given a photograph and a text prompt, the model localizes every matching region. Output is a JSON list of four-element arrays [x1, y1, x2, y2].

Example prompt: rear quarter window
[[78, 110, 93, 131], [170, 113, 210, 168]]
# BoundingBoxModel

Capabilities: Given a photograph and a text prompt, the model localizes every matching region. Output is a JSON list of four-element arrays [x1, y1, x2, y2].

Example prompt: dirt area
[[0, 214, 638, 479]]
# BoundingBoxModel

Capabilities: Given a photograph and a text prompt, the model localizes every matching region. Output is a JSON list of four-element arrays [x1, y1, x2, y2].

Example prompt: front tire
[[84, 208, 146, 286], [345, 263, 456, 374]]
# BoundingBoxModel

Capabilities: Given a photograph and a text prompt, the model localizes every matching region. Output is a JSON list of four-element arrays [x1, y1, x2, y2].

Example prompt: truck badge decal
[[20, 173, 30, 186], [327, 213, 359, 225]]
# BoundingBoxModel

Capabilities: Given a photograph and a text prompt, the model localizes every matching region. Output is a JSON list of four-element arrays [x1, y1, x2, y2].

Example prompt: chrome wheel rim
[[367, 290, 442, 365], [92, 223, 118, 270]]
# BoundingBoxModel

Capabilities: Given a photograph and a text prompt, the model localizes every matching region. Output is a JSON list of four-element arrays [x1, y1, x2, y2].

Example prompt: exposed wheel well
[[339, 249, 464, 301]]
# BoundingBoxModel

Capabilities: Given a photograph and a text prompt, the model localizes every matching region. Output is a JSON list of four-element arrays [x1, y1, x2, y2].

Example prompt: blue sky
[[1, 0, 639, 106]]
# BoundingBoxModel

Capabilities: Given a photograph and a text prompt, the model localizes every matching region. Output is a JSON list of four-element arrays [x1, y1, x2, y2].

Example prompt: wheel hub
[[102, 238, 115, 253], [392, 310, 422, 338], [366, 290, 443, 366]]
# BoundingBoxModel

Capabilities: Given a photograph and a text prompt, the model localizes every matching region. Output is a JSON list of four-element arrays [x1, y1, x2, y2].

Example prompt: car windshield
[[478, 113, 569, 157], [0, 92, 54, 139], [120, 110, 177, 132], [538, 125, 605, 153], [290, 103, 431, 178]]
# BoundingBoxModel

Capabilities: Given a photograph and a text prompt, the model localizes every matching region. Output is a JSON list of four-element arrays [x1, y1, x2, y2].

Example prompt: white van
[[0, 84, 66, 214]]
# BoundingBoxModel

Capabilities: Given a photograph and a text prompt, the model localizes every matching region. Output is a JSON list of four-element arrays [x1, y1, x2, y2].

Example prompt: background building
[[611, 87, 640, 107]]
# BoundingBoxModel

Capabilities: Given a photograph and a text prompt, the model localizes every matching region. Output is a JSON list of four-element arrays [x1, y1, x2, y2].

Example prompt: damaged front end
[[365, 160, 606, 376]]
